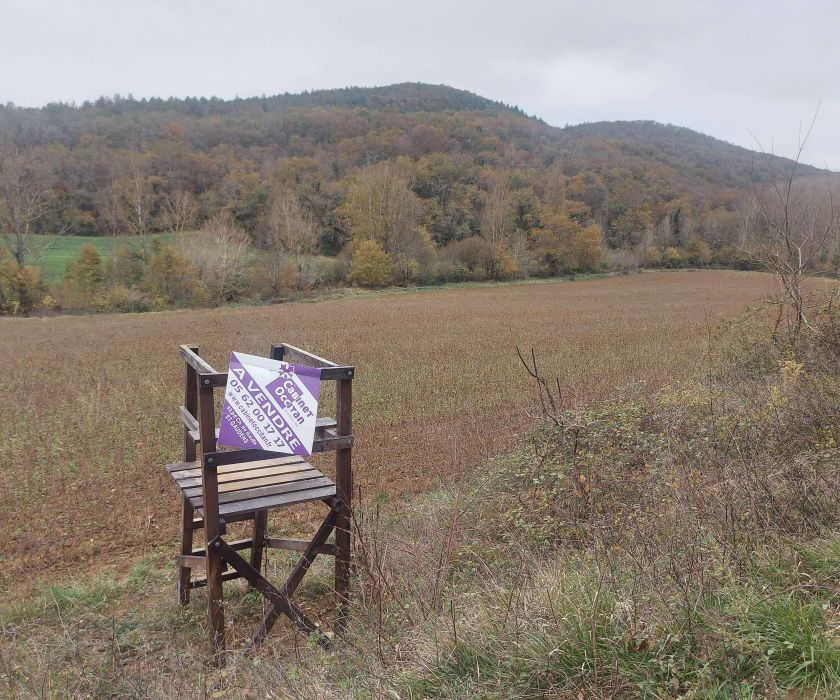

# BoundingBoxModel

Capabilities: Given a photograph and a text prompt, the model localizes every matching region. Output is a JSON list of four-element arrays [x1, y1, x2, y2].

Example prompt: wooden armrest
[[271, 343, 355, 380], [180, 345, 218, 374]]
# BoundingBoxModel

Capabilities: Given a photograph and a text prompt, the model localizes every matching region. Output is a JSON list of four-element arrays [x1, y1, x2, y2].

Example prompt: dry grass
[[0, 270, 774, 592]]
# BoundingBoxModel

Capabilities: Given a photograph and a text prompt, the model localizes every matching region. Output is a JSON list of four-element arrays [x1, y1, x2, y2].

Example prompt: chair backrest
[[177, 344, 355, 532]]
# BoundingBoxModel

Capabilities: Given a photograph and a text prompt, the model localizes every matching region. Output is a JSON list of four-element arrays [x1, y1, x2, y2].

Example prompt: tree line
[[0, 85, 834, 314]]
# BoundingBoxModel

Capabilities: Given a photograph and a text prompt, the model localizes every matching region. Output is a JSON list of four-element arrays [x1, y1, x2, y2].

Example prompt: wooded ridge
[[0, 82, 833, 314]]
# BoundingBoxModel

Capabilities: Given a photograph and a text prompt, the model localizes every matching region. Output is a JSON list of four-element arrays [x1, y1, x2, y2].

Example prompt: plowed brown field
[[0, 270, 774, 590]]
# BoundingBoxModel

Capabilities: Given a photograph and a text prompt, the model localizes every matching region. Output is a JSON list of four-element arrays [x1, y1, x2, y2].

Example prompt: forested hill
[[0, 82, 826, 253], [554, 120, 822, 190], [2, 83, 527, 123]]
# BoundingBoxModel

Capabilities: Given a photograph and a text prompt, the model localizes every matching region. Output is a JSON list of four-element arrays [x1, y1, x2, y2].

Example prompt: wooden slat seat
[[167, 455, 336, 518]]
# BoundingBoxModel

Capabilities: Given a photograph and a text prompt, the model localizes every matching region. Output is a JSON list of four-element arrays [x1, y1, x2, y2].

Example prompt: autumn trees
[[342, 161, 434, 286], [1, 86, 824, 312], [0, 141, 66, 313], [481, 171, 514, 246], [342, 162, 424, 254], [0, 255, 49, 315], [0, 89, 771, 251], [414, 153, 481, 245], [0, 140, 72, 263]]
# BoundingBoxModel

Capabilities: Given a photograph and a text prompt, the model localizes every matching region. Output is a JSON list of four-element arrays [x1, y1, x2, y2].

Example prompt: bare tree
[[481, 171, 514, 246], [0, 142, 67, 265], [96, 170, 123, 239], [160, 188, 198, 234], [180, 213, 251, 303], [262, 188, 318, 255], [118, 154, 155, 259], [743, 114, 840, 343]]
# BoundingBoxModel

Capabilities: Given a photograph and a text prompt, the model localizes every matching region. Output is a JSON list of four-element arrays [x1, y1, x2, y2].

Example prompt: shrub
[[430, 260, 469, 283], [249, 255, 300, 297], [643, 246, 662, 267], [450, 261, 470, 281], [61, 244, 105, 309], [322, 256, 347, 285], [529, 217, 603, 276], [661, 246, 684, 268], [392, 254, 421, 286], [246, 254, 346, 298], [445, 236, 496, 279], [566, 224, 602, 272], [242, 261, 273, 300], [144, 245, 206, 306], [713, 244, 755, 269], [105, 244, 144, 285], [299, 255, 346, 289], [528, 227, 566, 276], [66, 244, 104, 290], [685, 238, 712, 266], [505, 232, 539, 277], [0, 258, 49, 315], [603, 247, 641, 273], [348, 240, 393, 288], [494, 243, 518, 280], [93, 285, 149, 313], [277, 258, 301, 292]]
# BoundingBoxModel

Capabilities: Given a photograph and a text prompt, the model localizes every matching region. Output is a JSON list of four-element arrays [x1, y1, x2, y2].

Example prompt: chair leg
[[206, 538, 226, 664], [250, 510, 268, 572], [178, 496, 194, 605], [335, 493, 352, 632]]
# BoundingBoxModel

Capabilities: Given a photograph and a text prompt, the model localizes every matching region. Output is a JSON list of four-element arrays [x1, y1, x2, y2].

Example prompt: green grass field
[[24, 233, 177, 281]]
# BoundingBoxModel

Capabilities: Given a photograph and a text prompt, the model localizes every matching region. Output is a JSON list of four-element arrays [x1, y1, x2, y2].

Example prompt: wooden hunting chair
[[166, 344, 354, 662]]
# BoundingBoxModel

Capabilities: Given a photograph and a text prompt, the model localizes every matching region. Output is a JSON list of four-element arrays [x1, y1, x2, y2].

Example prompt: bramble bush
[[341, 311, 840, 698]]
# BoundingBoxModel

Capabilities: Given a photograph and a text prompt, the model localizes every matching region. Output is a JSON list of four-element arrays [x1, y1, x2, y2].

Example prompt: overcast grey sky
[[2, 0, 838, 167]]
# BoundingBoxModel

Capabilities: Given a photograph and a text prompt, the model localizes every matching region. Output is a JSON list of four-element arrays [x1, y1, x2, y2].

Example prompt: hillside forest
[[0, 83, 835, 315]]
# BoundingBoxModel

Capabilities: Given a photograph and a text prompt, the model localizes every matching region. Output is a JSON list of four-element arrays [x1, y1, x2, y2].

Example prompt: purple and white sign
[[218, 352, 321, 457]]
